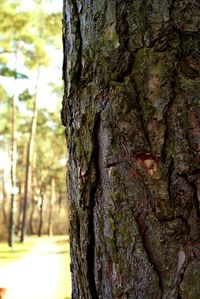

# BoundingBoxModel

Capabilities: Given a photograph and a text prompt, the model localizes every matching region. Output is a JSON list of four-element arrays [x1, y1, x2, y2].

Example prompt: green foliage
[[43, 12, 62, 48], [0, 0, 57, 71], [18, 89, 33, 102], [0, 85, 9, 100], [0, 90, 11, 137], [0, 65, 28, 78], [35, 105, 66, 190]]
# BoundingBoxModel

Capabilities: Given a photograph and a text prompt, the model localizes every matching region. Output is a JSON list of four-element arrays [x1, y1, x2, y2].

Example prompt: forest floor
[[0, 236, 71, 299]]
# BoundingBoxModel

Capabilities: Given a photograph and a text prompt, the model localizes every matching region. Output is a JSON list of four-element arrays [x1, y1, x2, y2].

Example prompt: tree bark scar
[[175, 247, 187, 299]]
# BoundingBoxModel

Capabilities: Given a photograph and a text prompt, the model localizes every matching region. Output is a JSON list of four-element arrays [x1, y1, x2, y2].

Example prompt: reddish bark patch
[[108, 257, 113, 273], [135, 152, 161, 178], [189, 111, 200, 136]]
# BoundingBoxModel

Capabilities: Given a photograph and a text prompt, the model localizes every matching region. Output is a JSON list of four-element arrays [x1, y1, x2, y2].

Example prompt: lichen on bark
[[62, 1, 200, 298]]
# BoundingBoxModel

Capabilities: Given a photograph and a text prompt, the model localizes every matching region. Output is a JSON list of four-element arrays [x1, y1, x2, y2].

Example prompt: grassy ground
[[0, 235, 71, 299], [0, 237, 36, 264]]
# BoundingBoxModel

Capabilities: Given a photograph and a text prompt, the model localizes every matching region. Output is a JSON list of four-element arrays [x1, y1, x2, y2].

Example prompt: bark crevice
[[142, 231, 163, 297], [71, 0, 83, 84], [86, 113, 101, 299], [133, 80, 152, 150]]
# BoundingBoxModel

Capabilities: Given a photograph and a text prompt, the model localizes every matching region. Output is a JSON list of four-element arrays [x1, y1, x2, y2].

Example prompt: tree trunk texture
[[62, 1, 200, 298]]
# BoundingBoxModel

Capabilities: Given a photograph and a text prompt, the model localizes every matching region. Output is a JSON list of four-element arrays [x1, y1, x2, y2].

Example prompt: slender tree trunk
[[29, 152, 37, 235], [16, 193, 23, 236], [2, 168, 8, 229], [48, 177, 55, 236], [58, 190, 62, 215], [20, 68, 39, 242], [16, 145, 26, 236], [8, 49, 18, 248], [29, 196, 36, 235], [8, 93, 17, 248], [38, 190, 44, 237], [62, 1, 200, 298]]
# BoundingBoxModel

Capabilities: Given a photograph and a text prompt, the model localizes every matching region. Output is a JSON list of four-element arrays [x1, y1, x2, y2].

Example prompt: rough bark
[[62, 1, 200, 298]]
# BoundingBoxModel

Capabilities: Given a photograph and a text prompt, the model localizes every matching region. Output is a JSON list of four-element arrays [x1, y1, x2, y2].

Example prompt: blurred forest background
[[0, 0, 68, 246]]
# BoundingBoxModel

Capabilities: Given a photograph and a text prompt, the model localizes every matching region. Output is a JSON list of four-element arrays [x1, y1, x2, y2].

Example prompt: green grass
[[0, 237, 36, 264]]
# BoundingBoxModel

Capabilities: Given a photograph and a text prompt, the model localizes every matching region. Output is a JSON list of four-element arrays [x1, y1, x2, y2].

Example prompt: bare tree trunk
[[38, 190, 44, 237], [58, 190, 62, 215], [8, 94, 17, 248], [15, 194, 23, 236], [29, 196, 36, 235], [20, 68, 39, 242], [48, 177, 55, 236], [8, 49, 18, 248], [2, 168, 8, 229], [16, 144, 26, 236], [62, 1, 200, 298], [29, 152, 37, 235]]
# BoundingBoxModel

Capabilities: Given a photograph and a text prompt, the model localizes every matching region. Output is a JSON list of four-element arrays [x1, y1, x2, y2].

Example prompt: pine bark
[[62, 1, 200, 298]]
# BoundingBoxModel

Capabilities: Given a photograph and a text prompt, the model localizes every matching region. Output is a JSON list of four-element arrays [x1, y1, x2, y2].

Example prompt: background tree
[[0, 0, 67, 243], [0, 0, 46, 246], [0, 0, 31, 248], [62, 1, 200, 298]]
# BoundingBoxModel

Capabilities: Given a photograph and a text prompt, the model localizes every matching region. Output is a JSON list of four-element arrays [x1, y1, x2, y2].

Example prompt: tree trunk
[[2, 168, 8, 229], [29, 195, 36, 235], [29, 151, 37, 235], [20, 68, 39, 242], [62, 1, 200, 298], [48, 177, 55, 236], [38, 190, 44, 237], [8, 50, 18, 248], [15, 193, 23, 237]]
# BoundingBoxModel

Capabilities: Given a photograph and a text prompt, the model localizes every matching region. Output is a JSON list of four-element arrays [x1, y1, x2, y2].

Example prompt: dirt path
[[0, 237, 71, 299]]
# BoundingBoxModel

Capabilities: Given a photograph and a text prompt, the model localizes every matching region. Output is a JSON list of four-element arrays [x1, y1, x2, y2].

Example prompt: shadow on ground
[[55, 239, 69, 245], [44, 250, 68, 255]]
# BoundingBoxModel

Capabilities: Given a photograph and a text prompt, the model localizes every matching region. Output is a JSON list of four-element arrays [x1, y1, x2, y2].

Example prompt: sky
[[20, 0, 62, 13]]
